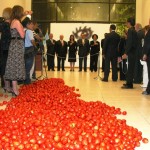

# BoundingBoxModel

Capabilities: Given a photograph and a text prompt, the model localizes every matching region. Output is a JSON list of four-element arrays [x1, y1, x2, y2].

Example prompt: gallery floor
[[0, 69, 150, 150]]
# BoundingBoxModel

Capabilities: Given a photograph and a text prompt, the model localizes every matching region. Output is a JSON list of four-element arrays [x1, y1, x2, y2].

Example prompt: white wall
[[136, 0, 150, 26], [50, 23, 110, 67]]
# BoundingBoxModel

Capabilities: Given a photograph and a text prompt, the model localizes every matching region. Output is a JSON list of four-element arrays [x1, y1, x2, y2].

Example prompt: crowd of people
[[46, 19, 150, 95], [0, 5, 150, 96], [0, 5, 43, 96], [46, 33, 100, 72]]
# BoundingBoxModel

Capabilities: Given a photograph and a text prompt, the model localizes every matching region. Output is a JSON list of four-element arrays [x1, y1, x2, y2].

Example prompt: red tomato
[[142, 138, 149, 144]]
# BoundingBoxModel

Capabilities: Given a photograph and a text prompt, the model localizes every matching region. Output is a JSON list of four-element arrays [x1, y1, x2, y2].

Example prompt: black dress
[[68, 41, 77, 62], [0, 21, 11, 76]]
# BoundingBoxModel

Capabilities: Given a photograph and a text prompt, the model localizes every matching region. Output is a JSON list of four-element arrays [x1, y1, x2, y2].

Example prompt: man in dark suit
[[134, 23, 145, 83], [101, 33, 107, 72], [122, 17, 138, 89], [77, 33, 90, 72], [56, 35, 67, 71], [102, 24, 120, 82], [46, 33, 56, 71], [142, 25, 150, 95]]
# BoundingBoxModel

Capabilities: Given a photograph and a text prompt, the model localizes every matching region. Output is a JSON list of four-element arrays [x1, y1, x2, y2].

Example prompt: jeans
[[24, 56, 34, 84]]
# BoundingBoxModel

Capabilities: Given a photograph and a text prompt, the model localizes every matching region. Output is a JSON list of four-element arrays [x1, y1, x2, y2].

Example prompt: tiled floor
[[0, 69, 150, 150]]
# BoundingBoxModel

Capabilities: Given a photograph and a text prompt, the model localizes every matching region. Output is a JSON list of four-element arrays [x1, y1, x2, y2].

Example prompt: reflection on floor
[[0, 69, 150, 150]]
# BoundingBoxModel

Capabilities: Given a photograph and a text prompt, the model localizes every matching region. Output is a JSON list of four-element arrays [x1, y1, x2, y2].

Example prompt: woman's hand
[[24, 10, 33, 16]]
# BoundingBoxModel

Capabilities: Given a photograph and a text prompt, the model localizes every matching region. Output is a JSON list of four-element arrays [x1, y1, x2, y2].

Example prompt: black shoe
[[120, 79, 125, 81], [62, 69, 65, 71], [121, 84, 133, 89], [134, 80, 142, 84], [113, 80, 117, 82], [84, 70, 87, 72], [52, 69, 55, 71], [101, 78, 108, 82], [142, 91, 150, 95], [78, 70, 82, 72], [57, 69, 60, 71], [123, 83, 127, 86]]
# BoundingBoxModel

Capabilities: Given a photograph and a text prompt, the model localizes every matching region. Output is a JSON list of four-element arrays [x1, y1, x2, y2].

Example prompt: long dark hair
[[11, 5, 24, 21], [69, 34, 75, 41]]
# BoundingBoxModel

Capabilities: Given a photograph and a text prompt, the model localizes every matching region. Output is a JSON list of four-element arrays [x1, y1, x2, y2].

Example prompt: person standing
[[101, 33, 107, 72], [134, 23, 145, 84], [4, 5, 26, 96], [46, 33, 56, 71], [102, 24, 120, 82], [142, 25, 150, 95], [118, 30, 128, 81], [77, 33, 90, 72], [90, 34, 100, 72], [24, 20, 36, 84], [56, 35, 67, 71], [68, 35, 77, 71], [122, 17, 138, 89], [0, 7, 12, 91]]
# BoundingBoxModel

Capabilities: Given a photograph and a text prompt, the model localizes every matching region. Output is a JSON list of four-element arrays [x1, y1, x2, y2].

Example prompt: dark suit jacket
[[125, 27, 138, 55], [136, 29, 145, 58], [103, 31, 120, 57], [90, 41, 100, 55], [143, 29, 150, 57], [118, 37, 126, 57], [56, 40, 67, 58], [46, 39, 56, 55], [101, 38, 105, 55], [77, 39, 90, 56]]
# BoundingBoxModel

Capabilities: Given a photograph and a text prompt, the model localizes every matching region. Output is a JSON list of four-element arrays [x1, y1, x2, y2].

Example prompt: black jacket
[[46, 39, 56, 55], [125, 27, 138, 55], [118, 37, 126, 57], [56, 40, 67, 58], [103, 31, 120, 57], [90, 40, 100, 55], [143, 29, 150, 57], [77, 39, 90, 56]]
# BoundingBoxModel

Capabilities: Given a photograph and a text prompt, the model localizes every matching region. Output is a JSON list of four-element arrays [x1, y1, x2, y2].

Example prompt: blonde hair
[[2, 7, 12, 20]]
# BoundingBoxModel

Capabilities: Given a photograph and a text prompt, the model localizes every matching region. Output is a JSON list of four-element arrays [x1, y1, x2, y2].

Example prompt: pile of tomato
[[0, 78, 148, 149]]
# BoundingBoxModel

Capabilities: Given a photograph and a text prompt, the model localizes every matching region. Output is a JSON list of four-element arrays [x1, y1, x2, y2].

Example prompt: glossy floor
[[0, 69, 150, 150]]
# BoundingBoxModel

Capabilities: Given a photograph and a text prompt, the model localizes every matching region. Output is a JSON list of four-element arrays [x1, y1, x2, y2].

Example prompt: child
[[24, 20, 37, 84]]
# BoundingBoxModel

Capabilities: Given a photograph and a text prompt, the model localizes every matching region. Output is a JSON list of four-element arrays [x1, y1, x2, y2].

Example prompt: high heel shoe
[[3, 88, 7, 93], [12, 91, 19, 97], [3, 87, 12, 93]]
